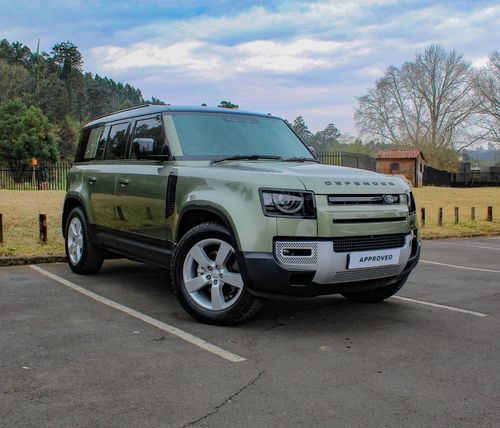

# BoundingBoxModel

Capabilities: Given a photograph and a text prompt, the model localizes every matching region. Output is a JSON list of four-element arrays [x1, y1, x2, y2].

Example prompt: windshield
[[166, 112, 314, 160]]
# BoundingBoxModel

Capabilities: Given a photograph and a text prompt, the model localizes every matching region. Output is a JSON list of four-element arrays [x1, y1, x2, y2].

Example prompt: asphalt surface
[[1, 237, 499, 427]]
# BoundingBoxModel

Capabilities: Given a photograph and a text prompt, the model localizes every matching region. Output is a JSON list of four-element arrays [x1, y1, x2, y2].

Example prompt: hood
[[213, 161, 408, 194]]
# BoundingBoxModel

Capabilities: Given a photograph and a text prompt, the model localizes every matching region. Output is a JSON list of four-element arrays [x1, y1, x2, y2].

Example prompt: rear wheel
[[341, 275, 409, 303], [172, 222, 263, 325], [65, 207, 104, 275]]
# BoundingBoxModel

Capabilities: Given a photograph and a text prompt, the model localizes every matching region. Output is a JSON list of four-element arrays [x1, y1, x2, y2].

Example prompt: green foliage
[[310, 123, 341, 151], [291, 116, 313, 144], [218, 100, 239, 109], [0, 99, 58, 163], [0, 37, 166, 161]]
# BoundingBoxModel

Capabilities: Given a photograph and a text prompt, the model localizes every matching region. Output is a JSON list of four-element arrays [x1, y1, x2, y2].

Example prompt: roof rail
[[91, 103, 154, 121]]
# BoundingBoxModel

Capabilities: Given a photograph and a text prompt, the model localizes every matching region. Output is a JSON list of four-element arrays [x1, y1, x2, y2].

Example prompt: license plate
[[348, 248, 400, 269]]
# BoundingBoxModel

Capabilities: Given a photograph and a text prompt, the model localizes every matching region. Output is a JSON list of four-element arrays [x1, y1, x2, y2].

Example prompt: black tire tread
[[171, 222, 263, 325], [65, 207, 104, 275]]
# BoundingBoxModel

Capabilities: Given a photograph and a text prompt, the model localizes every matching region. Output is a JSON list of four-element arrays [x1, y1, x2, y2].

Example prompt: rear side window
[[130, 116, 168, 159], [105, 122, 130, 160], [83, 127, 104, 160]]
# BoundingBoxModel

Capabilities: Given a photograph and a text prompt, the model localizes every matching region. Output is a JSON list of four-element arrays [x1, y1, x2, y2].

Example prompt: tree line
[[0, 38, 164, 164], [355, 45, 499, 170]]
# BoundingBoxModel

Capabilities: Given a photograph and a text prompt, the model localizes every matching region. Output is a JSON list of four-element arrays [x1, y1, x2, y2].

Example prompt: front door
[[114, 115, 174, 245]]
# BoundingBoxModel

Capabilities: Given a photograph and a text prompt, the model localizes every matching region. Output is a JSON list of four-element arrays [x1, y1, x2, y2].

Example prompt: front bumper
[[237, 234, 421, 298]]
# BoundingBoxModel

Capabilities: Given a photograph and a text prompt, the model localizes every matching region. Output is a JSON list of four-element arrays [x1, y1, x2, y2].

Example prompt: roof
[[84, 104, 281, 128], [376, 150, 425, 160]]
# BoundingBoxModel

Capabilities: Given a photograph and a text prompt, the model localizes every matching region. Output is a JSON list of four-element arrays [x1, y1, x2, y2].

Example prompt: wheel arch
[[176, 205, 240, 248], [62, 195, 87, 237]]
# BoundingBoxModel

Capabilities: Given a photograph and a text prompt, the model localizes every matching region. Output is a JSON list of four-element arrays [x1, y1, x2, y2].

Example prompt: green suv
[[63, 105, 420, 324]]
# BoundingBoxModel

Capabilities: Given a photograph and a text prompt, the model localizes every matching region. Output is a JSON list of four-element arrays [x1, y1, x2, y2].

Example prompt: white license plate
[[348, 248, 400, 269]]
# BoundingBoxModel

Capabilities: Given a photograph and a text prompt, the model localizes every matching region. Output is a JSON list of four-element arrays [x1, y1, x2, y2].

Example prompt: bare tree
[[355, 45, 477, 152], [472, 52, 500, 145]]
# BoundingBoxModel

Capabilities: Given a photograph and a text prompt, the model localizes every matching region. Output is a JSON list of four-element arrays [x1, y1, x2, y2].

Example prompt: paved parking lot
[[1, 237, 499, 427]]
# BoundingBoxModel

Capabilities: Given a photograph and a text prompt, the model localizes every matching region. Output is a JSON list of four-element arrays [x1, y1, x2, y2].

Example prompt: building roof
[[84, 104, 281, 128], [376, 149, 425, 160]]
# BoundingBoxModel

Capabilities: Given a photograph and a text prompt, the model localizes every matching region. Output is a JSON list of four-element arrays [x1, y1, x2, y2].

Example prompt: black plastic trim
[[166, 172, 178, 218]]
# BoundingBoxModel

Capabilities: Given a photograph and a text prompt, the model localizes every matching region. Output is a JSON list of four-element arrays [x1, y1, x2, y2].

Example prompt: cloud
[[3, 0, 499, 134]]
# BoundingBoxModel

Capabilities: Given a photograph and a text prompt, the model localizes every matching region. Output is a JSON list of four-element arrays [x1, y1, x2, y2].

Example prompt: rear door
[[114, 115, 174, 252], [80, 125, 116, 230], [83, 121, 131, 247]]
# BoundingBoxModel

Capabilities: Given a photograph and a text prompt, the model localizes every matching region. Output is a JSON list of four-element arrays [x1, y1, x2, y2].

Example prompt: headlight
[[406, 190, 416, 215], [260, 189, 316, 218]]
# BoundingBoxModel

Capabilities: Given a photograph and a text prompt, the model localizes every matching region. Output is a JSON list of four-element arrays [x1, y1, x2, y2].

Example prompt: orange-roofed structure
[[376, 150, 425, 187]]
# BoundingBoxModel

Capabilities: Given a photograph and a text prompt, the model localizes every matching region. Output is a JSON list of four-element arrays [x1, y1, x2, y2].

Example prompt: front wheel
[[341, 275, 409, 303], [171, 222, 263, 325]]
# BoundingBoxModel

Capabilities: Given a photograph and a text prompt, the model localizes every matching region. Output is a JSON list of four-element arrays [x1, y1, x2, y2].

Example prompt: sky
[[1, 0, 499, 133]]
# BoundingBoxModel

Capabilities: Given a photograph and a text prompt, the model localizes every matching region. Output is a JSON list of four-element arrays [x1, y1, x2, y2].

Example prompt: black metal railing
[[317, 151, 376, 171], [0, 162, 72, 190], [423, 165, 452, 187]]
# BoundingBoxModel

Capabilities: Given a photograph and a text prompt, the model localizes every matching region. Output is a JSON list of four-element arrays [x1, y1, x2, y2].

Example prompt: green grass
[[0, 187, 499, 258]]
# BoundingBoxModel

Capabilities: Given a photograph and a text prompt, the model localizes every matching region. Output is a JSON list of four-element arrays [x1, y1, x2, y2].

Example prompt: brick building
[[376, 150, 425, 187]]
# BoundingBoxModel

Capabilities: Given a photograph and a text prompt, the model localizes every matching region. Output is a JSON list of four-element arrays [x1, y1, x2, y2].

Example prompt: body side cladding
[[62, 194, 88, 237], [176, 205, 238, 246]]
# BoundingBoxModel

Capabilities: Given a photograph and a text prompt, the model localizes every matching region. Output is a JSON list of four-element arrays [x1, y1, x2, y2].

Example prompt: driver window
[[130, 116, 168, 160]]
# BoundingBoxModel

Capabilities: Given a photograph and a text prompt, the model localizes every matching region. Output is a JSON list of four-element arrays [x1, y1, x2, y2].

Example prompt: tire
[[341, 274, 409, 303], [171, 222, 264, 325], [65, 206, 104, 275]]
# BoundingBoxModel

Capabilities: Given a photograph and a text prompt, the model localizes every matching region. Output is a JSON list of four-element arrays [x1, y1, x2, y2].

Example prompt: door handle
[[118, 178, 130, 187], [87, 176, 97, 184]]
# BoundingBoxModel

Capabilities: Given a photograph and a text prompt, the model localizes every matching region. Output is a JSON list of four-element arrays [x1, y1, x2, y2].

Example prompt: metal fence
[[0, 162, 72, 190], [317, 151, 376, 171], [423, 165, 500, 187], [423, 165, 452, 187], [451, 172, 500, 187]]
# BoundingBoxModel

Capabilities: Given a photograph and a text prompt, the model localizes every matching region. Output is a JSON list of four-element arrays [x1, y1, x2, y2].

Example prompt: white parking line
[[392, 296, 488, 318], [427, 242, 500, 251], [420, 260, 500, 273], [30, 265, 246, 363]]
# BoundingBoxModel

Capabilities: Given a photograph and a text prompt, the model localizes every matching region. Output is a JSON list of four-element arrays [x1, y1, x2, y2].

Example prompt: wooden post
[[39, 214, 47, 243], [471, 207, 475, 221], [487, 206, 493, 222], [438, 208, 443, 226], [0, 213, 3, 243], [454, 207, 459, 224], [420, 207, 425, 227]]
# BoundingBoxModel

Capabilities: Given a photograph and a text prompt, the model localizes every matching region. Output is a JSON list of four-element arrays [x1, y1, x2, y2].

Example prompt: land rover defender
[[63, 105, 420, 324]]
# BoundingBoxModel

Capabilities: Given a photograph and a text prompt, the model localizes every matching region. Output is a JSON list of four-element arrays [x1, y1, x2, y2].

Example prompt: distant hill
[[463, 149, 500, 163]]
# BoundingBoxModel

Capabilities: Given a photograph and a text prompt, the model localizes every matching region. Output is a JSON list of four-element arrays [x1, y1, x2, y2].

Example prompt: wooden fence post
[[487, 206, 493, 222], [454, 207, 459, 224], [39, 214, 47, 243], [420, 207, 425, 227], [471, 207, 475, 221], [438, 208, 443, 226], [0, 213, 3, 243]]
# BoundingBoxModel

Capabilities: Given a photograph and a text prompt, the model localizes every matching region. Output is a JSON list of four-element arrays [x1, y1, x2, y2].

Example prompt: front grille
[[332, 265, 402, 283], [333, 234, 406, 253], [327, 194, 400, 205]]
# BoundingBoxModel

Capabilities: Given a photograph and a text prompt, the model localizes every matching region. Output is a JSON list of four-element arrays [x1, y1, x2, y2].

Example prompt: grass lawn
[[0, 187, 499, 258]]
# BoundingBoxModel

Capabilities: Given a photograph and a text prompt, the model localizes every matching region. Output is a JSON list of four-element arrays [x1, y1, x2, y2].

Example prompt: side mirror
[[131, 138, 170, 161], [308, 146, 316, 155]]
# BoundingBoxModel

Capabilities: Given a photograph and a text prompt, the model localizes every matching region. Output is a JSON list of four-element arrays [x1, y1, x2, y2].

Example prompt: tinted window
[[83, 127, 103, 160], [130, 116, 168, 159], [105, 122, 130, 160], [170, 113, 313, 160]]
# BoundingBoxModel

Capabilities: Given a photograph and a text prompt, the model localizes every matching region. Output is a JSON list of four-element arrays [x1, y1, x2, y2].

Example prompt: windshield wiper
[[281, 156, 320, 163], [210, 154, 282, 165]]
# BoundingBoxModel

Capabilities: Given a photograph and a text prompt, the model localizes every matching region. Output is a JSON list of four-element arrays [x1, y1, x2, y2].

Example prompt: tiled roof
[[376, 150, 424, 160]]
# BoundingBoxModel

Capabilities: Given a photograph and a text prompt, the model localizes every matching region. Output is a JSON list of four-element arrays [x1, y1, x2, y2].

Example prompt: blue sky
[[1, 0, 499, 133]]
